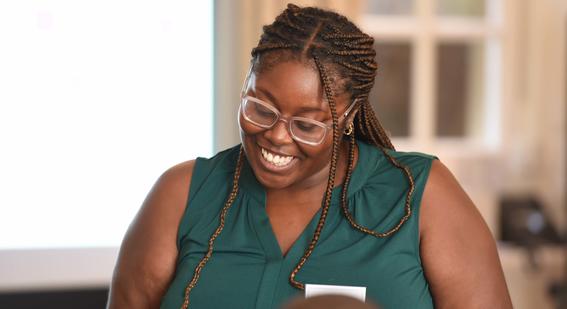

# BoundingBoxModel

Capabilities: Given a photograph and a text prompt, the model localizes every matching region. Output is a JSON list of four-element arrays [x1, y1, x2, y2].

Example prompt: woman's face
[[238, 60, 351, 191]]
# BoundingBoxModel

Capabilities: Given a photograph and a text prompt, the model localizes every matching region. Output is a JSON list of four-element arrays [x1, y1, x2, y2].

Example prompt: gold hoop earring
[[344, 123, 354, 136]]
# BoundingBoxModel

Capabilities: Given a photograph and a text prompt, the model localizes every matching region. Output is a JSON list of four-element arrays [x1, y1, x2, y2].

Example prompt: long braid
[[180, 147, 245, 309], [181, 4, 418, 307], [289, 55, 340, 289]]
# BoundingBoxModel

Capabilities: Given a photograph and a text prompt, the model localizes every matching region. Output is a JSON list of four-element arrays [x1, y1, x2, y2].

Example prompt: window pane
[[369, 42, 412, 137], [365, 0, 414, 15], [437, 0, 485, 16], [436, 42, 485, 137]]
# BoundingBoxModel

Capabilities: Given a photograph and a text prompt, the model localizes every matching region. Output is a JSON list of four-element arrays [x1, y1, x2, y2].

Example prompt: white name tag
[[305, 283, 366, 302]]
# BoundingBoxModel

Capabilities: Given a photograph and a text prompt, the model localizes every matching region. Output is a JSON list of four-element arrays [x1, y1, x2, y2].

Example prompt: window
[[369, 42, 412, 137], [360, 0, 503, 153]]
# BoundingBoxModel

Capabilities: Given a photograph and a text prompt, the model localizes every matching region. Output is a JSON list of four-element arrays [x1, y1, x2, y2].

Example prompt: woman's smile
[[258, 144, 298, 172]]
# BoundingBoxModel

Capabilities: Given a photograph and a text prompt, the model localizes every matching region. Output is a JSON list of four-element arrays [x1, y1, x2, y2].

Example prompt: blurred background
[[0, 0, 565, 308]]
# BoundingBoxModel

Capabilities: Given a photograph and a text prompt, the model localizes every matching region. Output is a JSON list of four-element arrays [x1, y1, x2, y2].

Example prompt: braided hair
[[180, 4, 416, 308]]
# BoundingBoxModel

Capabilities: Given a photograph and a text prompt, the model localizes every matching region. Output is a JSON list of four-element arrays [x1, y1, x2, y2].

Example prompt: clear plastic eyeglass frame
[[239, 65, 359, 146]]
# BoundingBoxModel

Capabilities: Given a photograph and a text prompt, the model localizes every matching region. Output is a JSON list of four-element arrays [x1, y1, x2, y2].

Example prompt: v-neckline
[[256, 205, 323, 260], [242, 139, 371, 262]]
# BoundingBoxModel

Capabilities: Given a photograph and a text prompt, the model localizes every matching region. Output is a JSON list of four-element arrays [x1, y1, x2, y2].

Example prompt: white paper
[[305, 283, 366, 302]]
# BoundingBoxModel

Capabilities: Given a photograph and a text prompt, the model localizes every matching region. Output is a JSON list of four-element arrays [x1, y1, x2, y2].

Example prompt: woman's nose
[[263, 119, 294, 145]]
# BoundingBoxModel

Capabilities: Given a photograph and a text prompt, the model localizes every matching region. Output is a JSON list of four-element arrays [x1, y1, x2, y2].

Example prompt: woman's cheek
[[239, 114, 262, 138]]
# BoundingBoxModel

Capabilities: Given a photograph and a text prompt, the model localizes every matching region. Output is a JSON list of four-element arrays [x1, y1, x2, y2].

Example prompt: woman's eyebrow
[[255, 86, 327, 114], [255, 86, 279, 105]]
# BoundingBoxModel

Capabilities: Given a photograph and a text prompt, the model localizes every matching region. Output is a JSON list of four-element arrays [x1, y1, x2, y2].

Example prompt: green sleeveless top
[[161, 140, 438, 309]]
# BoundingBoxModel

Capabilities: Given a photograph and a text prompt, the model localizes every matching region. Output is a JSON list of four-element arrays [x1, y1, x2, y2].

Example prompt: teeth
[[261, 147, 293, 166]]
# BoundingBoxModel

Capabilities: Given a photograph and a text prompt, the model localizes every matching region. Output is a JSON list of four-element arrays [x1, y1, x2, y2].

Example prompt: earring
[[344, 123, 354, 136]]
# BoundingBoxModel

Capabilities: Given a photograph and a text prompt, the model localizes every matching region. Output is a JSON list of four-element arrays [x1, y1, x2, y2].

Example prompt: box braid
[[180, 4, 416, 308]]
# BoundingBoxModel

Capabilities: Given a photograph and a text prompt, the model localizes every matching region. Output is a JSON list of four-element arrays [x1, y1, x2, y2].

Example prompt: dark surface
[[369, 42, 411, 137], [436, 43, 469, 137], [0, 287, 108, 309]]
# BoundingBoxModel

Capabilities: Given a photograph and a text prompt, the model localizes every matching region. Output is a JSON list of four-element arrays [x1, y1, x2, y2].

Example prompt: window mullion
[[411, 0, 436, 148]]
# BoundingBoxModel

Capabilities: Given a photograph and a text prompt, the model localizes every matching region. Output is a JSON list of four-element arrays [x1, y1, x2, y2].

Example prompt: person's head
[[238, 3, 394, 191], [282, 294, 381, 309]]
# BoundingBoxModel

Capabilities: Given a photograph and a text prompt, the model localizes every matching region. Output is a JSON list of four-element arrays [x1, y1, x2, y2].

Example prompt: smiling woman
[[107, 3, 513, 309]]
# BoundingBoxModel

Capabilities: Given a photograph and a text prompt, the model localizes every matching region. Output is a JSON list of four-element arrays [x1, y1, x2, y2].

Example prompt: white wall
[[0, 0, 213, 290]]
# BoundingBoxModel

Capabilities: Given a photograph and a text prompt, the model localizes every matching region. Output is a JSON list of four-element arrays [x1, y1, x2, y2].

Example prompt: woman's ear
[[346, 110, 358, 126], [341, 98, 360, 136], [345, 97, 361, 126]]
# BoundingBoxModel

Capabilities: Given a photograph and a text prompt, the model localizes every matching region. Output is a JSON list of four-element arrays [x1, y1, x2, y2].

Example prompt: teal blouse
[[161, 140, 438, 309]]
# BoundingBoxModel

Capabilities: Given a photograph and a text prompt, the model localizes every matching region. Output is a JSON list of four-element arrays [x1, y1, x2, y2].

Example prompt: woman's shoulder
[[152, 145, 242, 212], [158, 159, 197, 195], [108, 158, 197, 307], [145, 159, 197, 224], [418, 158, 513, 307]]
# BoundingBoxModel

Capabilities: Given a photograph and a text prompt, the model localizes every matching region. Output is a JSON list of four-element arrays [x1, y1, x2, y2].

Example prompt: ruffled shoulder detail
[[346, 141, 438, 236]]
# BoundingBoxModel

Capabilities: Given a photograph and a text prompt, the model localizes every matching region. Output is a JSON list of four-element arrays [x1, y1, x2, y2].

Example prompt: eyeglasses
[[240, 95, 357, 146]]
